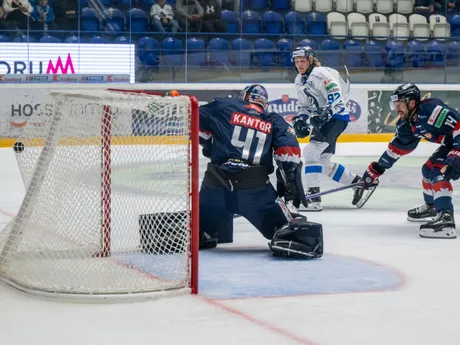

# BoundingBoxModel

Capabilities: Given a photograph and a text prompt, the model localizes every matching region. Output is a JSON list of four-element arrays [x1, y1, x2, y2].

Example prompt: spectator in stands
[[32, 0, 55, 31], [200, 0, 225, 33], [3, 0, 34, 31], [53, 0, 78, 31], [175, 0, 204, 32], [219, 0, 239, 13], [150, 0, 180, 33], [429, 0, 458, 13], [447, 0, 459, 13]]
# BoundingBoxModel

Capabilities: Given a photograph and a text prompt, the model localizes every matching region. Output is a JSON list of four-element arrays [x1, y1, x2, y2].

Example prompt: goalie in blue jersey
[[198, 84, 323, 258]]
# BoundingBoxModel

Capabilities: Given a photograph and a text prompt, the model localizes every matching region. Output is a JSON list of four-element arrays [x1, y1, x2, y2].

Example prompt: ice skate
[[419, 210, 457, 239], [351, 175, 364, 206], [304, 187, 323, 212], [407, 203, 437, 222]]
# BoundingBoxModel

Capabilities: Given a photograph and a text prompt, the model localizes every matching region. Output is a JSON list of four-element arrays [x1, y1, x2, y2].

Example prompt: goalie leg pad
[[269, 216, 323, 258]]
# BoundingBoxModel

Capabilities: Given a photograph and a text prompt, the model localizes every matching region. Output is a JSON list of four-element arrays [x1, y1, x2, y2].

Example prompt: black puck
[[13, 142, 25, 153]]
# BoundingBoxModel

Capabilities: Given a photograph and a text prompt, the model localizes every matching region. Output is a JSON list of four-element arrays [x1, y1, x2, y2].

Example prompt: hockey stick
[[304, 182, 361, 200]]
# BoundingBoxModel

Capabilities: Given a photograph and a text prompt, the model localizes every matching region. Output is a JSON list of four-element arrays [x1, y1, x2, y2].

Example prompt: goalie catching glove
[[361, 161, 386, 189]]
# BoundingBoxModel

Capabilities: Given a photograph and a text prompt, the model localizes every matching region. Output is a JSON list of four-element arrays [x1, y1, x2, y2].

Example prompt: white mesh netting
[[0, 90, 197, 300]]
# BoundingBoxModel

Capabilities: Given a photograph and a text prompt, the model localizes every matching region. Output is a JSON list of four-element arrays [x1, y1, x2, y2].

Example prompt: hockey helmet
[[239, 84, 269, 109], [389, 83, 421, 110], [291, 46, 315, 63]]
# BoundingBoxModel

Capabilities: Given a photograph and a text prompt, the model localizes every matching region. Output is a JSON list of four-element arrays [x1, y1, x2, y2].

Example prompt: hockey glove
[[361, 162, 385, 190], [309, 107, 333, 129], [292, 116, 310, 138], [276, 169, 299, 205], [444, 149, 460, 181]]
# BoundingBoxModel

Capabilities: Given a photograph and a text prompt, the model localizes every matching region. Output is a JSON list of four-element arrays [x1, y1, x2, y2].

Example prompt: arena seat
[[263, 10, 284, 34], [241, 10, 262, 34], [364, 40, 385, 67], [254, 38, 276, 67], [208, 37, 230, 66], [221, 10, 239, 33], [284, 11, 305, 34], [277, 38, 295, 66], [231, 38, 252, 66], [186, 37, 206, 67], [138, 37, 159, 66]]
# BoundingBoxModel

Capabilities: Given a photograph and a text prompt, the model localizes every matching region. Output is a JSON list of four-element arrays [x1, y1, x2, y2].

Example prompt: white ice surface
[[1, 142, 460, 345]]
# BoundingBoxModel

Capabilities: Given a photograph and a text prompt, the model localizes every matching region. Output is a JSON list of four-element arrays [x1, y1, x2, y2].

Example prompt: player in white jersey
[[290, 46, 363, 211]]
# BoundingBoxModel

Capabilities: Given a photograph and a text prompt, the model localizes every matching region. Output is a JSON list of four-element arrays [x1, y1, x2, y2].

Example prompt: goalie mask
[[239, 84, 269, 110]]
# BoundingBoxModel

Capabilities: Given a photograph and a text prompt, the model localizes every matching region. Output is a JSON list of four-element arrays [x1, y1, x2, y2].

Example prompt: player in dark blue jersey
[[199, 84, 323, 258], [361, 83, 460, 239]]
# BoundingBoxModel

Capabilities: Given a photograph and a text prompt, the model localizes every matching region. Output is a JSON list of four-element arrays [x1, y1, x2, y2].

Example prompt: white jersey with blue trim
[[294, 66, 350, 122]]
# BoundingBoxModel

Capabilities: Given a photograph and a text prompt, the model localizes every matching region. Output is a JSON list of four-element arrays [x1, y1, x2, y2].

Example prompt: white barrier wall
[[0, 82, 458, 139]]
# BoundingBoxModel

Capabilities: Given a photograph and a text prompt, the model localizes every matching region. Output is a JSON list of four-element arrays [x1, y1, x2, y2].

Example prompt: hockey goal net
[[0, 89, 199, 301]]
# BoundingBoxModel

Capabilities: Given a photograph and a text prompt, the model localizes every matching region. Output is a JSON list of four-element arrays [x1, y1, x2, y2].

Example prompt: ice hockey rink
[[1, 141, 460, 345]]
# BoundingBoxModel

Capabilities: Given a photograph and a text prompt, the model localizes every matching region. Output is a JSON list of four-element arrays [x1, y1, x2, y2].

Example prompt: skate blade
[[419, 228, 457, 239], [407, 216, 437, 223], [355, 185, 377, 209], [298, 204, 323, 212]]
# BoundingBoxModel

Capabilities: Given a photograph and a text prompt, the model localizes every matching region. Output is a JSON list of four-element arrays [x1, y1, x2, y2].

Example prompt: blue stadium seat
[[299, 38, 317, 50], [141, 0, 156, 7], [273, 0, 291, 10], [117, 0, 134, 6], [263, 11, 283, 34], [230, 38, 252, 66], [305, 11, 327, 36], [447, 40, 460, 66], [364, 40, 384, 67], [102, 8, 124, 33], [221, 10, 239, 33], [277, 38, 294, 67], [284, 11, 305, 34], [427, 40, 445, 67], [209, 37, 229, 66], [64, 35, 85, 44], [40, 35, 61, 43], [241, 10, 262, 34], [79, 0, 88, 7], [450, 15, 460, 38], [161, 37, 183, 66], [13, 35, 35, 42], [138, 37, 159, 66], [320, 39, 341, 67], [385, 40, 405, 69], [81, 7, 100, 32], [406, 40, 426, 68], [0, 35, 9, 42], [114, 36, 131, 44], [250, 0, 269, 11], [88, 36, 110, 44], [186, 37, 206, 67], [254, 38, 275, 67], [343, 39, 362, 67], [126, 8, 149, 33], [99, 0, 112, 5]]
